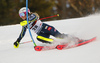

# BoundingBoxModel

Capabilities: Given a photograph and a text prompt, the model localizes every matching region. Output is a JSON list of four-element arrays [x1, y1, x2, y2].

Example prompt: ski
[[34, 37, 96, 51], [77, 37, 96, 46], [34, 45, 56, 51], [56, 37, 96, 50]]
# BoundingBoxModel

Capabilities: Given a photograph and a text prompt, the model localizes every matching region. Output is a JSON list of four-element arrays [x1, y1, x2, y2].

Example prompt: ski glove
[[14, 41, 19, 48]]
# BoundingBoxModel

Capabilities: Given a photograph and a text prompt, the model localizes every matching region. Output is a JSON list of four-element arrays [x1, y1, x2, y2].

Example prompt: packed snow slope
[[0, 14, 100, 63]]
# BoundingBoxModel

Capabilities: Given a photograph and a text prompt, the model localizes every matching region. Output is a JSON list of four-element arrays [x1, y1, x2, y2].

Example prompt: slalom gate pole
[[26, 0, 37, 46]]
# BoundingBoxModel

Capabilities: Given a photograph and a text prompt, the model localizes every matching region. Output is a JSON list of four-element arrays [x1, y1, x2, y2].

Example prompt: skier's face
[[21, 15, 26, 20], [19, 12, 26, 20]]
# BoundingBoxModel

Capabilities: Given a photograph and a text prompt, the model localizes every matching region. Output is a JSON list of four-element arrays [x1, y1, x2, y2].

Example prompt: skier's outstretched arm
[[14, 26, 27, 48]]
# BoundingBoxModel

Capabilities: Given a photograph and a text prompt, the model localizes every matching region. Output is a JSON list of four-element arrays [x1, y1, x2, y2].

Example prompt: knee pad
[[37, 36, 53, 44]]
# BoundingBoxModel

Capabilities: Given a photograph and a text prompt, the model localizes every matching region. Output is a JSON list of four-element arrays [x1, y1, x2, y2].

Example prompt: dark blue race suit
[[16, 13, 62, 43]]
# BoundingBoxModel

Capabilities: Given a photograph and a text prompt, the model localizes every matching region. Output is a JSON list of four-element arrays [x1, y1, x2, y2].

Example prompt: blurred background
[[0, 0, 100, 26]]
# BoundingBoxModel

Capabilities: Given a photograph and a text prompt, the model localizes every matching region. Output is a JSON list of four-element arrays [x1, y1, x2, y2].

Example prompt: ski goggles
[[19, 12, 26, 17]]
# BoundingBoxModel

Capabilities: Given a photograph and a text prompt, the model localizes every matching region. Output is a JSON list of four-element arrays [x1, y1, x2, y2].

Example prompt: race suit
[[16, 13, 62, 44]]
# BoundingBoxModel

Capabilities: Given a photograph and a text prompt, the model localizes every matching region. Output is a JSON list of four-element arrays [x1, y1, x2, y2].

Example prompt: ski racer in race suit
[[14, 7, 67, 48]]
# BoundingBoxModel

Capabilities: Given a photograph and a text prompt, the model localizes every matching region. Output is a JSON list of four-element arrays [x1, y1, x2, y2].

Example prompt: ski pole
[[20, 40, 32, 44], [39, 14, 59, 20]]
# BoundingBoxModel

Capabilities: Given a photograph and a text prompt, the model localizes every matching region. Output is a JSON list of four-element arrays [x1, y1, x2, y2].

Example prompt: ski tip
[[77, 37, 97, 46], [92, 37, 97, 41]]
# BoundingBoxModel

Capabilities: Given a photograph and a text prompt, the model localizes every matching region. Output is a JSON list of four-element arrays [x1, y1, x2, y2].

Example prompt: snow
[[0, 14, 100, 63]]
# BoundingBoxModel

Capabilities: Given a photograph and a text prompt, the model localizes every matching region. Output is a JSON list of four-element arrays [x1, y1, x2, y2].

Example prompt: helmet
[[19, 7, 30, 17], [19, 7, 30, 14]]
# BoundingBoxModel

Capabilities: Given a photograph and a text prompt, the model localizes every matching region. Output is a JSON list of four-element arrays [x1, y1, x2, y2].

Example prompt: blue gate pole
[[26, 0, 37, 46]]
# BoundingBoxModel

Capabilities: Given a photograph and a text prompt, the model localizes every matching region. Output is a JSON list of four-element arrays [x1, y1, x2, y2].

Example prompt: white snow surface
[[0, 14, 100, 63]]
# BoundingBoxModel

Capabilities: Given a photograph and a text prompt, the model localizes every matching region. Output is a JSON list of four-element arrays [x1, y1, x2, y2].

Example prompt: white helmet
[[19, 7, 30, 14]]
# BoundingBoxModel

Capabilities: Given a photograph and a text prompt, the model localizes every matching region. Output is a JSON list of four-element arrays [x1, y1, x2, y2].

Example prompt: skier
[[14, 7, 67, 48]]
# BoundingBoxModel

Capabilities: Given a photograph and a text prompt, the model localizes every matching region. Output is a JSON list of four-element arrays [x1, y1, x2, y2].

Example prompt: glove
[[14, 41, 19, 48]]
